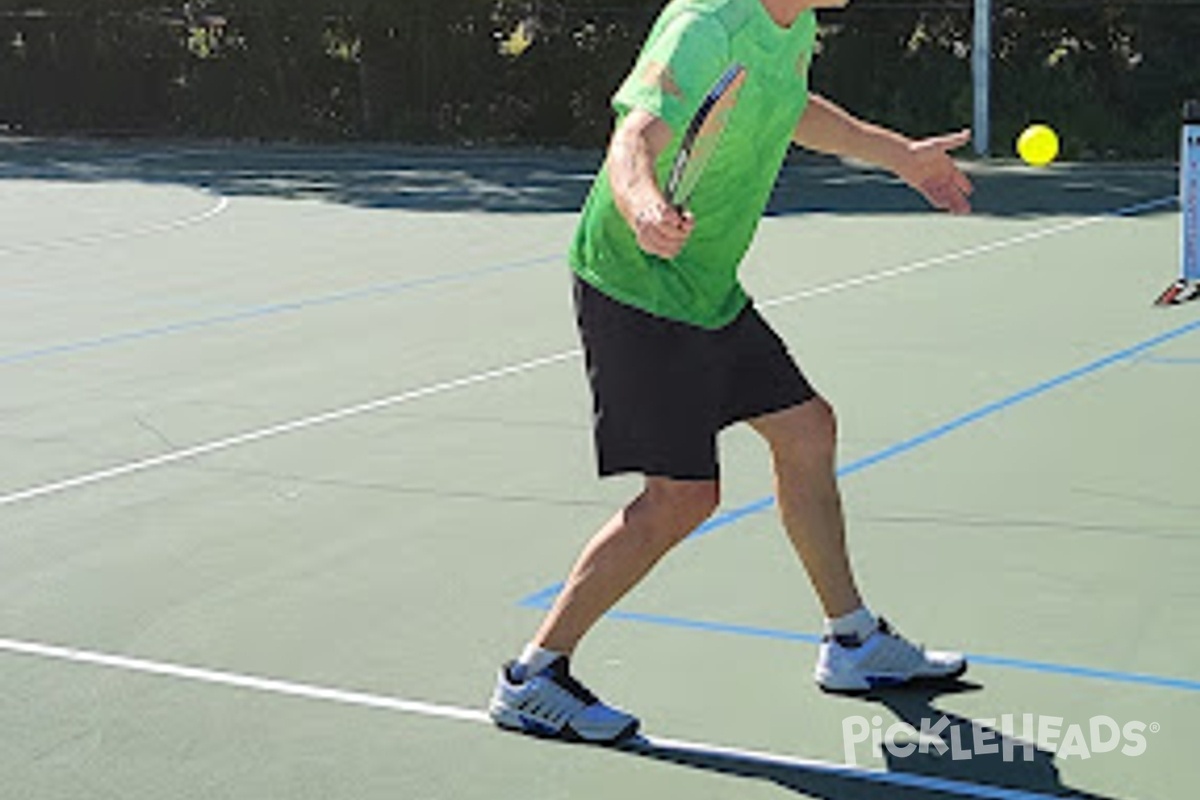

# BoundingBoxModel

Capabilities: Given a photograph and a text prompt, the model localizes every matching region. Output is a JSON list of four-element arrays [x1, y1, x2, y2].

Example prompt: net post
[[972, 0, 991, 158], [1155, 100, 1200, 306]]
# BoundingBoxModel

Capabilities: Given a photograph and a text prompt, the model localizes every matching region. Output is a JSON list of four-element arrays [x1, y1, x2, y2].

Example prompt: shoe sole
[[491, 708, 639, 746], [817, 659, 969, 696]]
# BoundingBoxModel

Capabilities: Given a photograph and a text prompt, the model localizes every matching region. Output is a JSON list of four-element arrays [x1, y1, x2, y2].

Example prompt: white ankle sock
[[517, 644, 564, 676], [825, 607, 877, 641]]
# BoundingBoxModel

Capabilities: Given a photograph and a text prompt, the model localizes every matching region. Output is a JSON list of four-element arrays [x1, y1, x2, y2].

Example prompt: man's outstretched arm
[[793, 94, 974, 214]]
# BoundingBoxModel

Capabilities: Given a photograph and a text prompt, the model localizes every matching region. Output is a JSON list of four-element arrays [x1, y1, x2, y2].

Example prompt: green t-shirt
[[569, 0, 816, 329]]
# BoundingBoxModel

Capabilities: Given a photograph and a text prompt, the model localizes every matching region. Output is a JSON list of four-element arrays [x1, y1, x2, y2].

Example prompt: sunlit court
[[2, 2, 1198, 798]]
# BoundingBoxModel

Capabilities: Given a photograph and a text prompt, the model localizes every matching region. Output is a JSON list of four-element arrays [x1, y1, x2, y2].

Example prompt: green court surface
[[1, 139, 1196, 799]]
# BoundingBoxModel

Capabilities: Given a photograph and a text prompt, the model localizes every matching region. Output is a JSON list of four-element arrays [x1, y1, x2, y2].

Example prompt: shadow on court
[[620, 682, 1122, 799], [0, 136, 1177, 218]]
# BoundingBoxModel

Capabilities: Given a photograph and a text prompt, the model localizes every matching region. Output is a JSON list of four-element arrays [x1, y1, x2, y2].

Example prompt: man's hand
[[633, 200, 695, 259], [608, 109, 696, 259], [794, 98, 974, 215], [893, 129, 974, 215]]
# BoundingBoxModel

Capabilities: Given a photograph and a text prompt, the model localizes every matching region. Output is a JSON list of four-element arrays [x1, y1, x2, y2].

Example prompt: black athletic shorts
[[573, 275, 817, 480]]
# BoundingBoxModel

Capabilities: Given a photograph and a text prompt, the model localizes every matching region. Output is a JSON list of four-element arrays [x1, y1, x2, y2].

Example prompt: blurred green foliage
[[0, 1, 1195, 158]]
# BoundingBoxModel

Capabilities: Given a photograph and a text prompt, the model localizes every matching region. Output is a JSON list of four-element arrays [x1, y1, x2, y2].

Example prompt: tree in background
[[0, 0, 1193, 157]]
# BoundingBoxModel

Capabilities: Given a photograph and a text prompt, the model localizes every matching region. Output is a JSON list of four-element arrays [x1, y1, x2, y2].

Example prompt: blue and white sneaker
[[815, 618, 967, 694], [488, 657, 639, 744]]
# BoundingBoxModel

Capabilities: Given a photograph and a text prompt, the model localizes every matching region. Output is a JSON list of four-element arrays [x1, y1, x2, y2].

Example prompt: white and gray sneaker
[[488, 657, 639, 744], [815, 618, 967, 694]]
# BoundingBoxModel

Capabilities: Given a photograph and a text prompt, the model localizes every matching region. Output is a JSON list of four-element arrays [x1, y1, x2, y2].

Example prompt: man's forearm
[[605, 109, 695, 259], [793, 94, 912, 174], [607, 110, 674, 226]]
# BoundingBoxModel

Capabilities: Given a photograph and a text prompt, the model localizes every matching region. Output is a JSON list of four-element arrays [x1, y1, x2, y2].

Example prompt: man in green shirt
[[490, 0, 974, 744]]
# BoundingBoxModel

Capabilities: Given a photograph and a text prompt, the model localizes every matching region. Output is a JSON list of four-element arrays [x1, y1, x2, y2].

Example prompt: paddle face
[[666, 64, 747, 208]]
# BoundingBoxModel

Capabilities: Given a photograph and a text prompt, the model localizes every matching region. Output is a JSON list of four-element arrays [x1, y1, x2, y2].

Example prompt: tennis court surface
[[1, 138, 1195, 799]]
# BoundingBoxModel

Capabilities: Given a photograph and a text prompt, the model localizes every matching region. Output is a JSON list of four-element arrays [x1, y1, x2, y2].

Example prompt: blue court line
[[518, 601, 1200, 694], [518, 313, 1200, 694], [691, 311, 1200, 538], [1108, 194, 1177, 216], [0, 253, 559, 366], [4, 194, 1175, 368]]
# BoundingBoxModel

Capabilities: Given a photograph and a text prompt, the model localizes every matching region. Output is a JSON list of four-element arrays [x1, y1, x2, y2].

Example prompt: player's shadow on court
[[619, 680, 1122, 799]]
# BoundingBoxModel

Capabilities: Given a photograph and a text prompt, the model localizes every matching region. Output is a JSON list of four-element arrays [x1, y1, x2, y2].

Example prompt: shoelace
[[545, 659, 600, 705], [881, 618, 927, 649], [826, 617, 927, 654]]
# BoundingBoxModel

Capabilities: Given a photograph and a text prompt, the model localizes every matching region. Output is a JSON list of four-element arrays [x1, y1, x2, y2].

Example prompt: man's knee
[[762, 398, 838, 464], [643, 478, 721, 536]]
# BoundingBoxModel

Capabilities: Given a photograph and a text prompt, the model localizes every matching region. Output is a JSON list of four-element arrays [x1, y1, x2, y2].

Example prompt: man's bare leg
[[531, 477, 720, 655], [749, 398, 863, 619], [487, 477, 720, 742], [748, 397, 966, 692]]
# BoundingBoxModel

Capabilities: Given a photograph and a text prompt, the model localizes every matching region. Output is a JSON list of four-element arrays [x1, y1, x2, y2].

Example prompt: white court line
[[0, 196, 1173, 509], [0, 351, 579, 508], [0, 192, 230, 260], [761, 195, 1175, 307], [0, 634, 1071, 800], [0, 636, 487, 724]]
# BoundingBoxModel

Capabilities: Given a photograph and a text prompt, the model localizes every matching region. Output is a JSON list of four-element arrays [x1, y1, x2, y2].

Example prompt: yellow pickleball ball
[[1017, 124, 1060, 167]]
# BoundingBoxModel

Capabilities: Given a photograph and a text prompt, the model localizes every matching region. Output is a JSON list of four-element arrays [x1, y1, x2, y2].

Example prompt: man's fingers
[[637, 221, 687, 257], [920, 178, 972, 215], [931, 128, 972, 153], [645, 217, 691, 243], [904, 130, 974, 214], [647, 231, 691, 257], [634, 202, 694, 257], [658, 205, 694, 234], [954, 168, 974, 197]]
